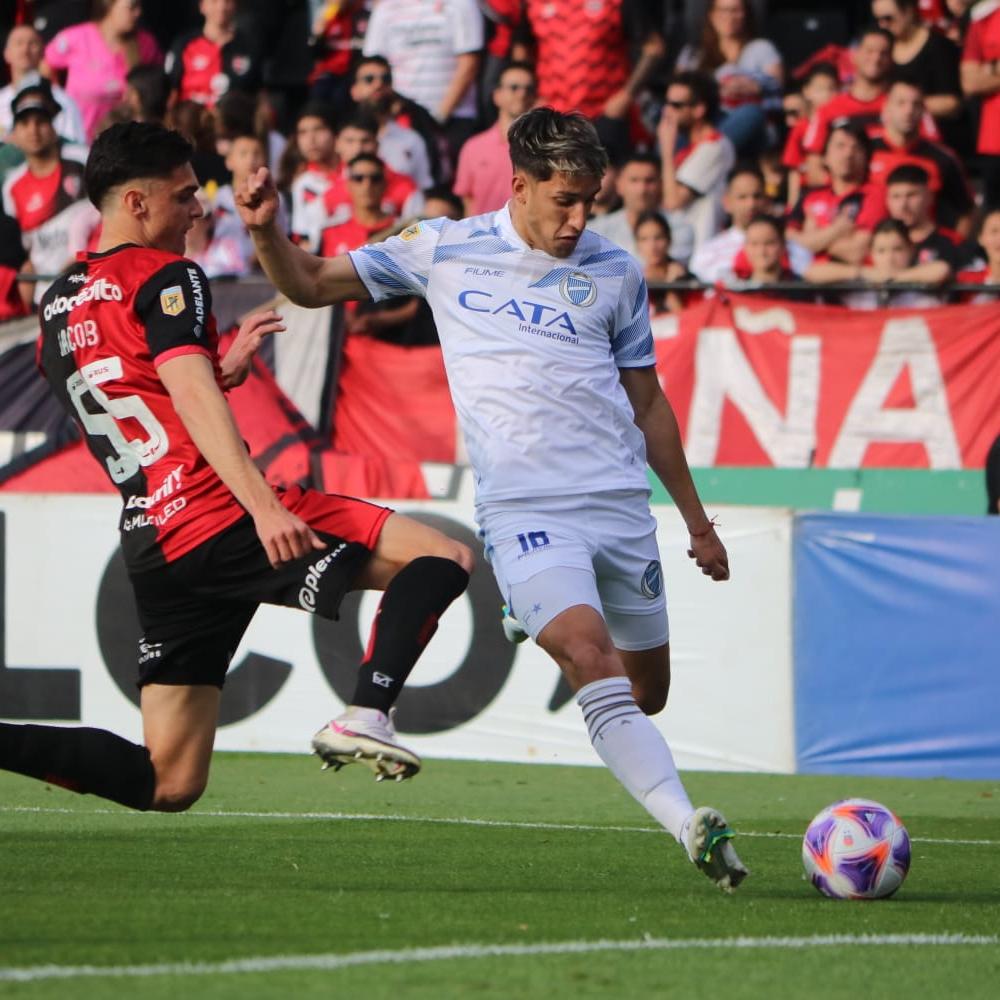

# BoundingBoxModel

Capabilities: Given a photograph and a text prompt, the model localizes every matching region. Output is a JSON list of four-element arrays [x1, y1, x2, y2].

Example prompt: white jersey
[[349, 205, 656, 504]]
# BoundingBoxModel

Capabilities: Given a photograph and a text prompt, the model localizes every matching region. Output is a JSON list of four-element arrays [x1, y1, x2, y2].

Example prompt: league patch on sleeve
[[159, 286, 186, 316], [399, 223, 422, 241]]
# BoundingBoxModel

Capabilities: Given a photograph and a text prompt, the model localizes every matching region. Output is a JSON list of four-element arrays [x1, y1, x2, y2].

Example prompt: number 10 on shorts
[[517, 531, 550, 553]]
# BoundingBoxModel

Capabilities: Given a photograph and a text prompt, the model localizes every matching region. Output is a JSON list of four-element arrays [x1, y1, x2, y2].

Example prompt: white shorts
[[477, 490, 669, 650]]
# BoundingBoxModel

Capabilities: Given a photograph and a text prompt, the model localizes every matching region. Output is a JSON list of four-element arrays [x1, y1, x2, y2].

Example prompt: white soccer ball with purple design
[[802, 798, 910, 900]]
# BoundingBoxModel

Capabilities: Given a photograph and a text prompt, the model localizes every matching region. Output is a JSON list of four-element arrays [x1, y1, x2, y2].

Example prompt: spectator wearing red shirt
[[735, 214, 816, 302], [800, 27, 938, 185], [885, 162, 962, 270], [314, 114, 424, 246], [165, 0, 261, 109], [868, 78, 974, 233], [788, 122, 886, 266], [288, 101, 339, 249], [960, 0, 1000, 204], [453, 62, 536, 217], [308, 0, 369, 107], [781, 61, 839, 209], [319, 153, 397, 258]]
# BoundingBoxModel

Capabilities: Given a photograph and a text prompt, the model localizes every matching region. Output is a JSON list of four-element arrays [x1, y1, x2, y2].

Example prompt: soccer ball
[[802, 798, 911, 900]]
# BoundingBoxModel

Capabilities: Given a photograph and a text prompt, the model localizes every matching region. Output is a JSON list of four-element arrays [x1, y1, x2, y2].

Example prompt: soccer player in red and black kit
[[0, 122, 473, 813]]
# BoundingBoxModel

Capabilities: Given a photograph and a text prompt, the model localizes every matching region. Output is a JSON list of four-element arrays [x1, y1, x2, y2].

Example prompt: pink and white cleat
[[311, 706, 421, 782]]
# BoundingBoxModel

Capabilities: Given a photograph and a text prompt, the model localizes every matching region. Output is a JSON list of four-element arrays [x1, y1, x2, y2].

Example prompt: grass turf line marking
[[1, 806, 995, 847], [0, 934, 995, 983]]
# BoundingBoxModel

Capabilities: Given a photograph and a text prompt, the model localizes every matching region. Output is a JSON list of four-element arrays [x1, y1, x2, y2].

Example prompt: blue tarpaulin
[[794, 512, 1000, 779]]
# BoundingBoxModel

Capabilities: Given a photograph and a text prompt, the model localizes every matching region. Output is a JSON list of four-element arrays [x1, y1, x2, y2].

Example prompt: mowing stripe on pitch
[[1, 805, 995, 847], [0, 934, 995, 983]]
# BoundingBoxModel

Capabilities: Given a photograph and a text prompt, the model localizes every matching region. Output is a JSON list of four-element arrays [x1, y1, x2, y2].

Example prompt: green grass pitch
[[1, 755, 998, 999]]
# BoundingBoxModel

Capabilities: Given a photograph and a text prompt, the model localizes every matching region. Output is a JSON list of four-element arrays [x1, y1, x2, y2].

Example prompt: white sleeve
[[611, 259, 656, 368], [53, 89, 87, 146], [348, 218, 444, 302], [362, 5, 387, 57], [453, 0, 485, 53], [676, 141, 729, 197]]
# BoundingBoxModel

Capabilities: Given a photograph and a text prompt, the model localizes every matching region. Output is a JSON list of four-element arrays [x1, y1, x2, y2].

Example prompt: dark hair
[[824, 119, 872, 159], [85, 121, 193, 210], [872, 217, 912, 242], [886, 163, 930, 187], [347, 152, 384, 173], [337, 111, 379, 136], [354, 54, 392, 82], [296, 100, 337, 132], [507, 107, 608, 181], [125, 64, 169, 123], [696, 0, 757, 72], [634, 210, 672, 241], [669, 71, 721, 122], [857, 25, 894, 49], [745, 213, 784, 239], [620, 151, 661, 170], [423, 184, 464, 218], [976, 205, 1000, 236], [727, 161, 765, 187], [802, 61, 839, 87], [497, 60, 536, 87]]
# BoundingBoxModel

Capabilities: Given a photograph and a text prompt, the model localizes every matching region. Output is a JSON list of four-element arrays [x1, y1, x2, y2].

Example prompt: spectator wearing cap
[[453, 61, 536, 217], [0, 25, 86, 144], [165, 0, 261, 109], [42, 0, 162, 141], [1, 82, 99, 306], [288, 101, 339, 249], [350, 56, 434, 191], [657, 71, 736, 254], [787, 122, 886, 266], [867, 78, 974, 233], [362, 0, 483, 162]]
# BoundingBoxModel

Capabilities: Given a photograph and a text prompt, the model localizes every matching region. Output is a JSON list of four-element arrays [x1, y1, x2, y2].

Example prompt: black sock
[[0, 723, 156, 811], [351, 556, 469, 713]]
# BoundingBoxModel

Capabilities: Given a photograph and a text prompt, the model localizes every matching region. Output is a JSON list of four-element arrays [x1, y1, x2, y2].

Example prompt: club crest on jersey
[[559, 271, 597, 307], [640, 560, 662, 599], [62, 174, 81, 199], [160, 286, 186, 316], [400, 223, 422, 242]]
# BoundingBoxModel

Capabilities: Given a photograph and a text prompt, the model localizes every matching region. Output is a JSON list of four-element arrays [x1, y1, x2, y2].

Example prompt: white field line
[[0, 805, 995, 846], [0, 933, 995, 983]]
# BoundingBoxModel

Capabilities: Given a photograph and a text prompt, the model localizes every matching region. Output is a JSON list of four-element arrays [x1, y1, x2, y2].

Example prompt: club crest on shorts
[[160, 285, 186, 316], [640, 560, 662, 599], [559, 270, 597, 307]]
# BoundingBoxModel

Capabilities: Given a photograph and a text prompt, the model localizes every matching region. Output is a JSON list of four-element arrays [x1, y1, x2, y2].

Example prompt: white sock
[[577, 676, 694, 843]]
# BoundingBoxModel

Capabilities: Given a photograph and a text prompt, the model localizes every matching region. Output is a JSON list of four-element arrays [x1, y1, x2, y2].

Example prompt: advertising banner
[[654, 295, 1000, 470], [0, 484, 794, 773]]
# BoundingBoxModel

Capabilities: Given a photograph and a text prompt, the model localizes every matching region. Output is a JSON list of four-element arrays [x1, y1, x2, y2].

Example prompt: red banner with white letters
[[653, 295, 1000, 468]]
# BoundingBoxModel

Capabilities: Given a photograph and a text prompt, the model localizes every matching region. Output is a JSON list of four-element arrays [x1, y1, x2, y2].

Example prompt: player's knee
[[150, 774, 207, 812], [446, 541, 475, 575], [633, 680, 669, 716]]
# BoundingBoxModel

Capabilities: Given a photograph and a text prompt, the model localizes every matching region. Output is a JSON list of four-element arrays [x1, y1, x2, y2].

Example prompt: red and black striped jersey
[[36, 245, 246, 572], [165, 31, 261, 107]]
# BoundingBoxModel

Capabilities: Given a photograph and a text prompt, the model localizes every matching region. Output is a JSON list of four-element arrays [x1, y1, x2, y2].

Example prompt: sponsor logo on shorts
[[640, 560, 662, 599], [298, 543, 347, 612], [160, 285, 186, 316], [138, 638, 162, 665]]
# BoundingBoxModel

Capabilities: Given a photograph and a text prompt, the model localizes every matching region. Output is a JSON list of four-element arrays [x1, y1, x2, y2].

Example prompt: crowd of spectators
[[2, 0, 1000, 330]]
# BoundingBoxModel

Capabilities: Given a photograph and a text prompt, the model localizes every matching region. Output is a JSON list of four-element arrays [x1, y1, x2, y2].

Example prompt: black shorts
[[128, 486, 392, 688]]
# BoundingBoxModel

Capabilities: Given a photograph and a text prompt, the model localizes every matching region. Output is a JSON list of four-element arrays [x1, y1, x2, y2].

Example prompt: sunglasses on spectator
[[665, 99, 693, 109], [349, 172, 384, 183], [502, 82, 536, 92], [875, 14, 896, 25], [359, 73, 391, 84]]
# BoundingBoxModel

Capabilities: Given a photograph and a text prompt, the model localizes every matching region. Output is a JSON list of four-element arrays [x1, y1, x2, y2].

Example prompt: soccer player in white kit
[[237, 107, 749, 892]]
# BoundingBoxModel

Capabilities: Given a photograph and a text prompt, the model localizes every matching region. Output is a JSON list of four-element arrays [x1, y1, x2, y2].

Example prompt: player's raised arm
[[236, 166, 371, 308]]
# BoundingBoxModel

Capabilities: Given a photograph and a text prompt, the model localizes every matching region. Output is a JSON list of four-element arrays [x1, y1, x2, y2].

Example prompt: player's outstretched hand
[[235, 166, 280, 230], [687, 526, 730, 581], [220, 309, 286, 389], [254, 505, 326, 569]]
